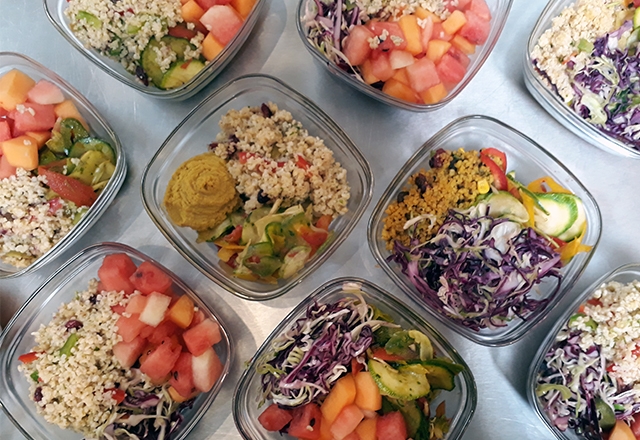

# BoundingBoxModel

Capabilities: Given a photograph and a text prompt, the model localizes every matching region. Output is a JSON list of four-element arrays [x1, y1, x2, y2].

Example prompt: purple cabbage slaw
[[256, 291, 397, 408], [388, 204, 563, 331]]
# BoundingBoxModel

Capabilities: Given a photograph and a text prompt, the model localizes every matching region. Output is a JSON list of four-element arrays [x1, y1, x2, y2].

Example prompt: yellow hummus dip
[[164, 153, 240, 231]]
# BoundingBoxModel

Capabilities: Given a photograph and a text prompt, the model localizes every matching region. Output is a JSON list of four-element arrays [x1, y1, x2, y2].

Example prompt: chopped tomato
[[295, 224, 328, 249], [370, 347, 404, 362], [296, 155, 310, 170], [351, 358, 363, 376], [632, 344, 640, 358], [551, 237, 566, 248], [38, 167, 98, 207], [105, 387, 126, 404], [223, 225, 243, 244], [237, 152, 257, 164], [480, 148, 507, 171], [18, 352, 40, 363], [48, 197, 64, 215], [480, 153, 507, 190], [606, 363, 617, 373], [315, 214, 332, 231], [587, 298, 602, 307]]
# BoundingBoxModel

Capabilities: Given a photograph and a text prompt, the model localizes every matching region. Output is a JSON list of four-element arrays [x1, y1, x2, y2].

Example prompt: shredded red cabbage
[[388, 206, 563, 331]]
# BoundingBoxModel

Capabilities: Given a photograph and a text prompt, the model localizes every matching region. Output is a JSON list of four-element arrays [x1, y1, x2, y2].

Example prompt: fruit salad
[[301, 0, 493, 105], [0, 69, 115, 268], [17, 252, 226, 439]]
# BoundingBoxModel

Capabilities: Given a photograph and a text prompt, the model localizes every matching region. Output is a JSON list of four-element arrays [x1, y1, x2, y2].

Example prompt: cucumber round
[[159, 59, 205, 90], [368, 359, 431, 400], [558, 197, 586, 242], [533, 193, 579, 237], [485, 191, 529, 223]]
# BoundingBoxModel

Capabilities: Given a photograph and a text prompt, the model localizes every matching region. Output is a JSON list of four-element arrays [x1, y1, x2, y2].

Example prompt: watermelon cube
[[258, 403, 293, 432], [170, 351, 196, 398], [27, 80, 65, 105], [366, 21, 407, 52], [125, 293, 148, 315], [98, 253, 138, 295], [288, 403, 323, 439], [112, 335, 147, 369], [369, 52, 394, 82], [0, 120, 11, 142], [139, 292, 172, 327], [140, 337, 181, 383], [436, 53, 467, 86], [183, 318, 222, 356], [116, 314, 147, 343], [376, 411, 407, 440], [466, 0, 491, 21], [10, 103, 56, 133], [129, 261, 173, 295], [148, 320, 179, 345], [192, 347, 223, 392], [196, 0, 232, 7], [458, 10, 490, 45], [200, 5, 243, 46], [342, 25, 374, 66], [406, 57, 441, 93]]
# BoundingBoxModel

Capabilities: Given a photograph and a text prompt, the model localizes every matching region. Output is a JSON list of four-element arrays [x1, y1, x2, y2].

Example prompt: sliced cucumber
[[484, 191, 529, 223], [141, 38, 165, 87], [420, 362, 456, 391], [69, 150, 111, 186], [160, 59, 205, 90], [634, 6, 640, 29], [557, 197, 586, 241], [76, 11, 101, 28], [407, 330, 433, 361], [241, 206, 272, 244], [368, 358, 431, 401], [279, 246, 311, 279], [69, 137, 116, 164], [533, 193, 579, 237]]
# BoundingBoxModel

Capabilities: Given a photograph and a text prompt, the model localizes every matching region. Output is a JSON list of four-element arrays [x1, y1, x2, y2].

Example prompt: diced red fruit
[[631, 414, 640, 437], [125, 293, 148, 315], [98, 253, 138, 295], [111, 304, 126, 315], [105, 387, 126, 404], [139, 292, 172, 327], [195, 0, 232, 8], [388, 50, 414, 70], [437, 52, 467, 86], [258, 403, 293, 432], [406, 57, 440, 93], [420, 16, 434, 50], [18, 351, 40, 363], [467, 0, 491, 21], [342, 25, 374, 66], [170, 351, 196, 398], [0, 155, 17, 179], [376, 411, 407, 440], [27, 80, 65, 105], [112, 335, 147, 369], [139, 324, 155, 339], [315, 214, 332, 231], [449, 0, 471, 9], [116, 314, 148, 343], [10, 103, 56, 132], [458, 10, 490, 45], [343, 432, 361, 440], [200, 5, 243, 45], [148, 320, 179, 345], [129, 261, 173, 295], [432, 23, 453, 41], [140, 337, 182, 383], [192, 309, 206, 326], [192, 347, 223, 392], [370, 51, 394, 82], [0, 120, 11, 141], [183, 318, 222, 356], [366, 21, 407, 52], [447, 45, 470, 68], [288, 403, 323, 439], [330, 404, 364, 440]]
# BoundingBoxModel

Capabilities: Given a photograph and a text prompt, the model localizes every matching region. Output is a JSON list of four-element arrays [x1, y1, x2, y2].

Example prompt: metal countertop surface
[[0, 1, 633, 439]]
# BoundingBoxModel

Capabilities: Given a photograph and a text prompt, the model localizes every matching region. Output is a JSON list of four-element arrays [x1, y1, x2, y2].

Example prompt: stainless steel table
[[0, 1, 631, 439]]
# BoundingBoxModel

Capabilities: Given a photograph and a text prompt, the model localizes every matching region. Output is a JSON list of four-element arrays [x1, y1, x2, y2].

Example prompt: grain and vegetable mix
[[381, 148, 492, 249]]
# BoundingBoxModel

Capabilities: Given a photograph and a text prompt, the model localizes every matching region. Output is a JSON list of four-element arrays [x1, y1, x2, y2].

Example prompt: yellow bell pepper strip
[[527, 176, 572, 194], [519, 189, 536, 228], [559, 225, 592, 264]]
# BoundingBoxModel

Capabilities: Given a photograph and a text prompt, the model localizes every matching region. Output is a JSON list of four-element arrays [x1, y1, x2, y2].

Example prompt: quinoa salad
[[531, 0, 640, 147], [536, 279, 640, 437]]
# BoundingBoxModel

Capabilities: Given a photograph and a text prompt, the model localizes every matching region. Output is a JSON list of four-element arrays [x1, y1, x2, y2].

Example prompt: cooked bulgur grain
[[212, 103, 351, 217], [381, 148, 492, 249], [358, 0, 450, 21], [0, 168, 82, 268], [18, 280, 130, 436]]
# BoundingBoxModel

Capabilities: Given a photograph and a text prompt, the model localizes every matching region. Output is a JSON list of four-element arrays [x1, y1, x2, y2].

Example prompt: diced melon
[[0, 154, 17, 180], [398, 15, 423, 55], [342, 25, 374, 66], [405, 57, 441, 93], [167, 294, 195, 328], [458, 10, 490, 45], [382, 79, 419, 103], [451, 34, 476, 54], [98, 253, 138, 295], [319, 416, 333, 440], [321, 374, 356, 425], [112, 335, 147, 369], [366, 21, 407, 52], [230, 0, 256, 18], [354, 371, 382, 412], [391, 67, 410, 85], [342, 431, 360, 440], [183, 318, 222, 356], [27, 80, 65, 105], [54, 100, 89, 130], [140, 337, 181, 383], [355, 417, 377, 440], [388, 50, 414, 69], [369, 52, 394, 82], [130, 261, 173, 295], [116, 313, 148, 343], [192, 346, 223, 392], [442, 10, 467, 35], [200, 5, 243, 45], [420, 82, 448, 104], [360, 59, 380, 84], [139, 292, 172, 327], [376, 411, 407, 440], [437, 52, 467, 85], [24, 131, 50, 149], [426, 39, 452, 62], [202, 32, 225, 61], [192, 309, 206, 326], [170, 351, 196, 398], [448, 45, 471, 68], [168, 385, 192, 403], [125, 293, 148, 315], [181, 0, 205, 24], [432, 22, 453, 41], [414, 7, 442, 23], [148, 319, 179, 345], [196, 0, 232, 7], [419, 16, 434, 52], [330, 404, 364, 440], [12, 103, 56, 133], [1, 135, 39, 170], [467, 0, 492, 21], [0, 120, 11, 142], [0, 69, 36, 111]]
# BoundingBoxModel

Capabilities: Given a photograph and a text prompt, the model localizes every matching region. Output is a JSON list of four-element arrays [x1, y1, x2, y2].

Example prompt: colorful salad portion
[[301, 0, 493, 105], [536, 279, 640, 440], [0, 68, 115, 268], [255, 288, 465, 440], [17, 253, 226, 439], [531, 0, 640, 148], [382, 148, 591, 331]]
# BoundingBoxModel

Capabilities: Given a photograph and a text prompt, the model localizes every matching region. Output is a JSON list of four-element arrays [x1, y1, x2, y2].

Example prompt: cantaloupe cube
[[167, 294, 195, 329], [318, 416, 333, 440], [391, 67, 410, 85], [451, 34, 476, 54], [360, 59, 380, 85], [168, 386, 190, 403], [442, 10, 468, 35], [181, 0, 205, 24], [382, 78, 419, 103], [355, 417, 377, 440], [427, 39, 452, 62], [231, 0, 256, 18], [0, 69, 36, 111], [321, 374, 356, 425], [180, 0, 190, 4], [420, 82, 448, 104], [54, 100, 89, 130], [398, 15, 423, 55], [354, 371, 382, 412], [202, 32, 225, 61], [25, 131, 50, 149], [415, 7, 442, 23], [1, 135, 39, 170]]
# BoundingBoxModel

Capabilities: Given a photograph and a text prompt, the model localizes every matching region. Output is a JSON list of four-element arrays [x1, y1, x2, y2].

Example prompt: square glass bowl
[[43, 0, 265, 99], [0, 52, 126, 279], [141, 74, 373, 301], [296, 0, 513, 111], [527, 263, 640, 440], [524, 0, 640, 158], [232, 277, 477, 440], [367, 115, 602, 346], [0, 242, 232, 440]]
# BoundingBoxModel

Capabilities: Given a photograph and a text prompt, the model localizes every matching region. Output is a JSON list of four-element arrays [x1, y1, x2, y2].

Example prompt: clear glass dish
[[233, 276, 477, 440], [0, 52, 126, 279], [296, 0, 513, 112], [367, 115, 602, 346], [524, 0, 640, 158], [141, 74, 373, 301], [0, 242, 232, 440], [43, 0, 265, 100], [527, 263, 640, 440]]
